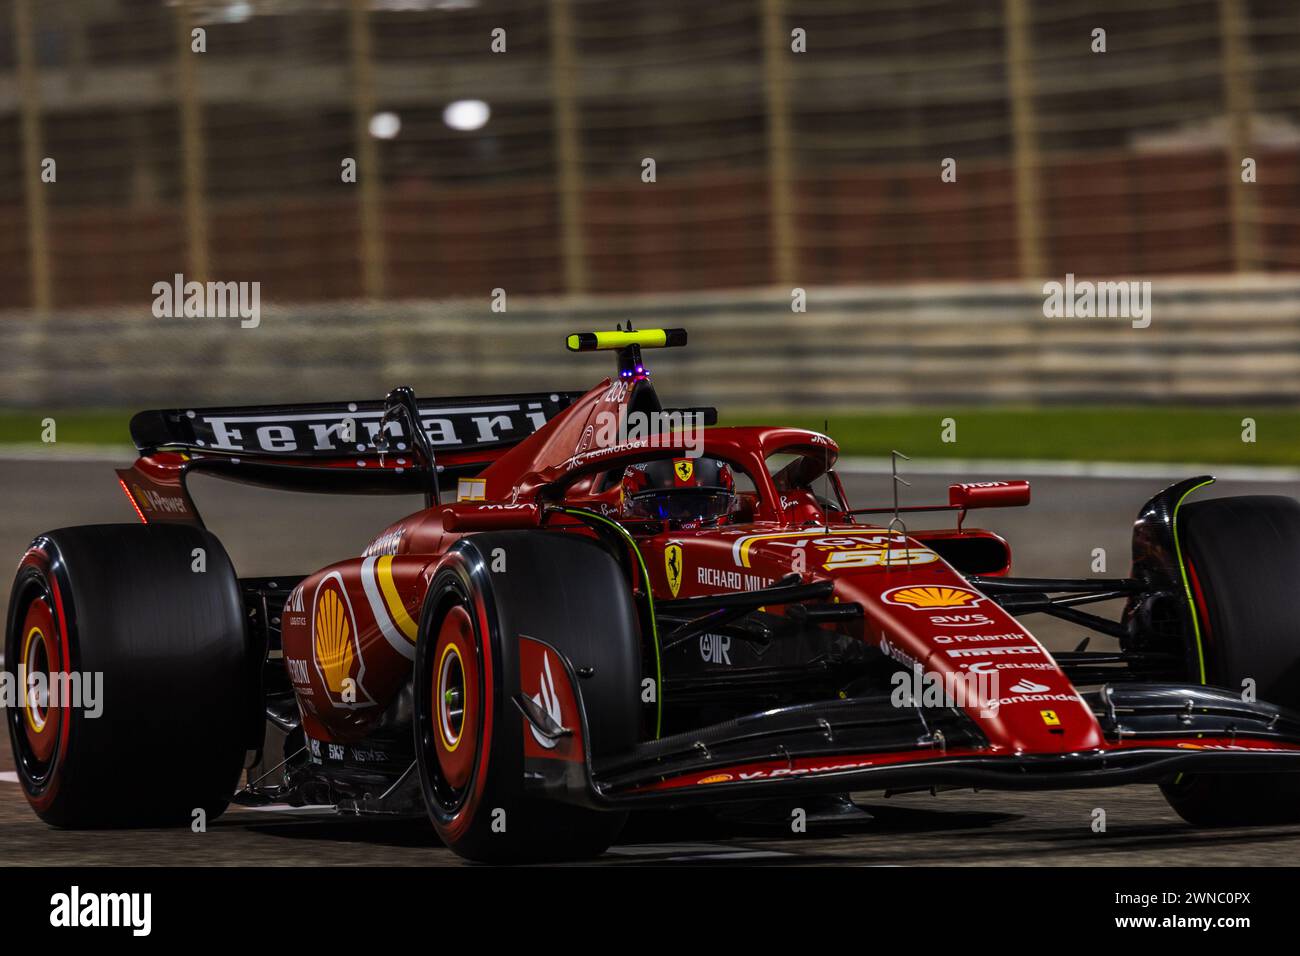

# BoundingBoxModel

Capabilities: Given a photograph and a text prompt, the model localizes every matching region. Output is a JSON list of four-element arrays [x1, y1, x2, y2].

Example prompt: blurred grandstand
[[0, 0, 1298, 409]]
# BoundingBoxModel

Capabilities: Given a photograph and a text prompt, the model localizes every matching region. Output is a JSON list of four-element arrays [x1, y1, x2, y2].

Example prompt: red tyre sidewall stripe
[[16, 547, 73, 811], [432, 606, 479, 790], [19, 597, 61, 761], [434, 553, 496, 844]]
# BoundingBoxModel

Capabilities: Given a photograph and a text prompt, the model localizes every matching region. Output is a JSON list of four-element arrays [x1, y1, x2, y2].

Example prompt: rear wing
[[129, 392, 581, 458], [117, 326, 687, 523], [116, 390, 583, 524]]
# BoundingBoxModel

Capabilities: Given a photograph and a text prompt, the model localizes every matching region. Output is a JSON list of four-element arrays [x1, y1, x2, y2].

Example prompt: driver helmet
[[620, 457, 737, 527]]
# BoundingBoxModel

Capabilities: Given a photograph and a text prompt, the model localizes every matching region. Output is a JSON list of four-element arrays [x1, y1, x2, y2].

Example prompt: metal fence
[[5, 277, 1298, 409], [1, 0, 1298, 314]]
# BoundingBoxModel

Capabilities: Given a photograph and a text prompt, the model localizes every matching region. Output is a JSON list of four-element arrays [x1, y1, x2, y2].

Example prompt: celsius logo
[[50, 886, 151, 936], [530, 652, 563, 750], [963, 660, 1056, 673]]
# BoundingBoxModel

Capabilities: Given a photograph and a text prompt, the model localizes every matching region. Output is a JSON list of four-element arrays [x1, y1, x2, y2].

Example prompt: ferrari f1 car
[[9, 328, 1300, 861]]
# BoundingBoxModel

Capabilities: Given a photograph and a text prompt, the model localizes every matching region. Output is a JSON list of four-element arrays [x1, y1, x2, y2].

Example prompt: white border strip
[[360, 555, 417, 662], [0, 444, 133, 463]]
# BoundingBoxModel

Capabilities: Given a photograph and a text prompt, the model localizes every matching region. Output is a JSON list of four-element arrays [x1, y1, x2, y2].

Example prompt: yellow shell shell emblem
[[884, 585, 981, 610], [314, 588, 355, 695], [673, 459, 694, 482], [665, 544, 684, 597]]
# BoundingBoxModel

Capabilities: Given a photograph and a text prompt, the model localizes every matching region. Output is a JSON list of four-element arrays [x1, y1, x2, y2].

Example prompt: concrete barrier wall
[[4, 277, 1299, 410]]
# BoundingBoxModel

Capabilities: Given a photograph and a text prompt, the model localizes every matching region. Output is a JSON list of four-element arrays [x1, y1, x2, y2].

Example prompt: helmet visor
[[626, 490, 735, 523]]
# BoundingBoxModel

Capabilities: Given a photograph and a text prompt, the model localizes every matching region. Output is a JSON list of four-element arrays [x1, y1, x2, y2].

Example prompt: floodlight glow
[[369, 112, 401, 140], [443, 100, 490, 131]]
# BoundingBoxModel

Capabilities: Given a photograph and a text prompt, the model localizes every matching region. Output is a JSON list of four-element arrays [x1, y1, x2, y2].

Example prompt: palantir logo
[[50, 886, 151, 936]]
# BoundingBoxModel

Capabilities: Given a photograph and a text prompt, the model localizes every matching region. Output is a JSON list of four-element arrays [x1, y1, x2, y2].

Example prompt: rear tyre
[[1159, 495, 1300, 826], [413, 531, 638, 862], [5, 524, 254, 827]]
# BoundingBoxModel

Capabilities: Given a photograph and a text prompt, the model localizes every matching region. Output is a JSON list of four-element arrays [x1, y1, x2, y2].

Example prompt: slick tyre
[[414, 531, 637, 863], [6, 524, 254, 827], [1160, 496, 1300, 826]]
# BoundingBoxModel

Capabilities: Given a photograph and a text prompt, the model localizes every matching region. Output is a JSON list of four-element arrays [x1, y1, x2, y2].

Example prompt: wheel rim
[[16, 595, 61, 767], [438, 644, 466, 748], [432, 604, 479, 792]]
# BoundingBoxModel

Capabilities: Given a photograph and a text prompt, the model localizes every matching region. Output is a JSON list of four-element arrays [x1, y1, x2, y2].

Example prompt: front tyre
[[413, 532, 637, 862], [1160, 495, 1300, 826]]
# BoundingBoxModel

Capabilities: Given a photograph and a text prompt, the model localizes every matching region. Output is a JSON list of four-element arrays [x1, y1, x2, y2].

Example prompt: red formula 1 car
[[9, 329, 1300, 861]]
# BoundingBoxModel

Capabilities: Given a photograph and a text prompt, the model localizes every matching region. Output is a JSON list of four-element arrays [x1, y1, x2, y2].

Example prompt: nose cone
[[839, 570, 1106, 755], [972, 682, 1104, 754]]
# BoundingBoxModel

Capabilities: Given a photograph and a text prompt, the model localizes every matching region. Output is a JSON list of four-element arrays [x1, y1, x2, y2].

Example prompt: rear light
[[117, 477, 149, 523]]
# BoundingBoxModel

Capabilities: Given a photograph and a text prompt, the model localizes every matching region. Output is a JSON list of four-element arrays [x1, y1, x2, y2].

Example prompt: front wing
[[523, 680, 1300, 809]]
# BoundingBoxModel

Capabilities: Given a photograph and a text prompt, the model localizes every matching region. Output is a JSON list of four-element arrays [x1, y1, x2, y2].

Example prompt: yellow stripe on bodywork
[[376, 555, 419, 640]]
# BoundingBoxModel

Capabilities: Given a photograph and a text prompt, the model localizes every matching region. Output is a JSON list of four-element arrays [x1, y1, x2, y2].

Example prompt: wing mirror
[[948, 481, 1031, 510]]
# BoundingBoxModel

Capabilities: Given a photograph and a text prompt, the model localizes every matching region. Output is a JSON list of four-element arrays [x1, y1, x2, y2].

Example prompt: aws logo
[[883, 585, 985, 611], [311, 573, 374, 709]]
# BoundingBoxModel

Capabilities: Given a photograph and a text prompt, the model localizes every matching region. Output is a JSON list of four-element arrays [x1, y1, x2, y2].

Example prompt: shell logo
[[883, 585, 984, 610], [315, 588, 355, 695], [698, 773, 733, 784], [311, 572, 373, 708]]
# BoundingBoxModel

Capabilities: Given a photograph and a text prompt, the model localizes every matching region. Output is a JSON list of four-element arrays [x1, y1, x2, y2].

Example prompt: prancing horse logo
[[665, 544, 683, 597]]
